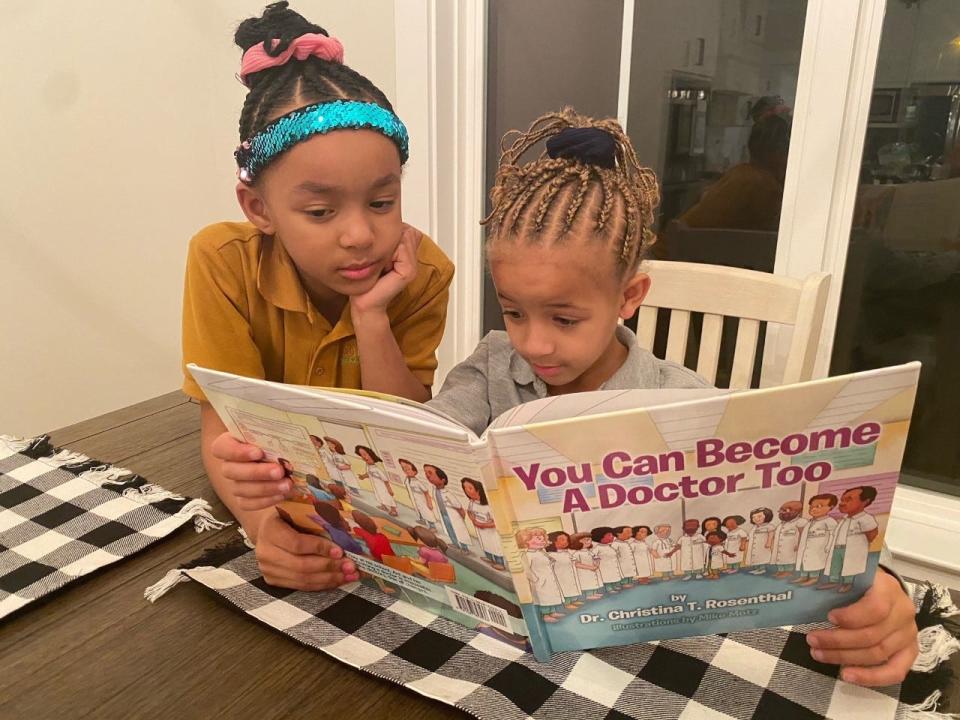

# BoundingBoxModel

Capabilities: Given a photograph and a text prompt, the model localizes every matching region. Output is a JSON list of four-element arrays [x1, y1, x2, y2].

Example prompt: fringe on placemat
[[144, 534, 251, 602], [2, 434, 230, 533], [43, 448, 90, 467], [119, 487, 232, 533], [914, 625, 960, 674], [901, 690, 960, 719], [176, 498, 232, 533], [238, 527, 256, 550], [78, 464, 134, 486], [900, 582, 960, 718], [144, 568, 191, 602], [2, 435, 134, 486], [929, 585, 960, 618], [1, 434, 54, 457], [121, 486, 231, 533], [0, 434, 36, 452], [123, 483, 185, 503]]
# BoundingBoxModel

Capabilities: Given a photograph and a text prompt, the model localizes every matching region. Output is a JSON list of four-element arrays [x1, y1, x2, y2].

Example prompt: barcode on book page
[[445, 587, 511, 632]]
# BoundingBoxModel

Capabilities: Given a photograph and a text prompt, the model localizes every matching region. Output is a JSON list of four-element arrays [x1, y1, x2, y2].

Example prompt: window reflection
[[625, 2, 807, 385], [678, 105, 790, 233], [628, 1, 807, 274], [833, 0, 960, 496]]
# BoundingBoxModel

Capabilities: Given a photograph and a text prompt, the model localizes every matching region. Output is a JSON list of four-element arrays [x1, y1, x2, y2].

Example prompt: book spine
[[473, 438, 500, 493], [520, 604, 555, 661]]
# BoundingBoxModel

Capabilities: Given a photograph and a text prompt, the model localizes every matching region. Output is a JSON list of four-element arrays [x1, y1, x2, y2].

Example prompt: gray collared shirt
[[427, 324, 711, 436]]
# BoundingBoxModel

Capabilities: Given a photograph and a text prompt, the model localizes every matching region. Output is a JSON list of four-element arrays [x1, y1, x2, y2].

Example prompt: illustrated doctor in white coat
[[821, 486, 879, 593], [517, 527, 565, 621], [794, 493, 839, 586]]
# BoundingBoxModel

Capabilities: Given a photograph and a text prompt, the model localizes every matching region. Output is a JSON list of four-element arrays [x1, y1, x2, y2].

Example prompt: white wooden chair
[[637, 260, 831, 389]]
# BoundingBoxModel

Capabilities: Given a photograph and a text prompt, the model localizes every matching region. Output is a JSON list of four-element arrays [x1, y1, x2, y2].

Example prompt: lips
[[531, 363, 563, 378], [337, 261, 377, 281]]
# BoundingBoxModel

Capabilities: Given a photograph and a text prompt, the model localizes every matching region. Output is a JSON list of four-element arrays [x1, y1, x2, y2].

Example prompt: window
[[832, 0, 960, 497]]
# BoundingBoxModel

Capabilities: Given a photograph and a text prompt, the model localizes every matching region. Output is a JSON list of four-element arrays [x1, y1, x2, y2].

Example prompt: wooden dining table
[[1, 392, 463, 720], [2, 392, 958, 719]]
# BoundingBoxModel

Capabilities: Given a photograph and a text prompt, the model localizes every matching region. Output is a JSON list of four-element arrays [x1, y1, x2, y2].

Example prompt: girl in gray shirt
[[428, 108, 708, 435]]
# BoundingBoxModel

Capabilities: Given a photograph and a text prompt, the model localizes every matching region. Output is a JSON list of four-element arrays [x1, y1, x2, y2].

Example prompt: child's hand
[[255, 513, 360, 590], [806, 571, 918, 686], [211, 431, 291, 511], [350, 224, 422, 315]]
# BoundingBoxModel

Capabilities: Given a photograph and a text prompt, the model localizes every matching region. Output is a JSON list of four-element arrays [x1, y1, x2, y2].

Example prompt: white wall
[[0, 1, 396, 437]]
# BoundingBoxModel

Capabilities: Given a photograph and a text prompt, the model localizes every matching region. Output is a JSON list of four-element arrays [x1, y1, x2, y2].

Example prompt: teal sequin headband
[[235, 100, 410, 183]]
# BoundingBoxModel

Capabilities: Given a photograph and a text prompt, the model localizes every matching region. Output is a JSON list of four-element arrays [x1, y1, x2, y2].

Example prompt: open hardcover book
[[190, 361, 920, 661]]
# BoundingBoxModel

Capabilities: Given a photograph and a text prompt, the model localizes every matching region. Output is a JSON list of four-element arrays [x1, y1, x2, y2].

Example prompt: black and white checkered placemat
[[0, 435, 228, 619], [149, 537, 960, 720]]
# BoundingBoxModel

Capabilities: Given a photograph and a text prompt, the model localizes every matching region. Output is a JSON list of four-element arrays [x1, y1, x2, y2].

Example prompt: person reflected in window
[[680, 107, 792, 232]]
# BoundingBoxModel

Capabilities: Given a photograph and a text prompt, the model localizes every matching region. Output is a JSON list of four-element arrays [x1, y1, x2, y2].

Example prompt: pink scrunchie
[[240, 33, 344, 86]]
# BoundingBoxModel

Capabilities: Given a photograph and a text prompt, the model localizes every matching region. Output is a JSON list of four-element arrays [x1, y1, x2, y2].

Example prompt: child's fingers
[[287, 532, 345, 560], [827, 594, 889, 630], [839, 644, 919, 687], [211, 432, 263, 462], [259, 561, 346, 591], [391, 227, 420, 282], [257, 544, 359, 589], [260, 549, 347, 577], [809, 625, 917, 666], [807, 619, 895, 652], [268, 517, 345, 560], [235, 495, 288, 511], [399, 223, 423, 253], [225, 466, 290, 508], [828, 572, 904, 628], [223, 460, 286, 485]]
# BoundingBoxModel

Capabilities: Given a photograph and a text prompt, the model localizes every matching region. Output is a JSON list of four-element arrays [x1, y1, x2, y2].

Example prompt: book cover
[[191, 365, 531, 651], [483, 363, 920, 659], [190, 362, 920, 661]]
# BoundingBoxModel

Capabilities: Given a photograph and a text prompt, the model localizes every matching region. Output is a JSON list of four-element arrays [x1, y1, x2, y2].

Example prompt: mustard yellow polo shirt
[[181, 221, 454, 402]]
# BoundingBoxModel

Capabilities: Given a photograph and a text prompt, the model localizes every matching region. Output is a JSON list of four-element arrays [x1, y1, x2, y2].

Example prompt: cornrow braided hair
[[235, 1, 394, 141], [483, 108, 661, 272]]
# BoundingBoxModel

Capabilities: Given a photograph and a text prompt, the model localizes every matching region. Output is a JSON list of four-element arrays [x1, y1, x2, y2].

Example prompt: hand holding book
[[254, 512, 360, 590], [806, 571, 918, 687], [211, 431, 290, 511]]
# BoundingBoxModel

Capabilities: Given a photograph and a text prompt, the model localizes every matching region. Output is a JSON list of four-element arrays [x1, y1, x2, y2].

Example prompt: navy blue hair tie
[[545, 127, 616, 168]]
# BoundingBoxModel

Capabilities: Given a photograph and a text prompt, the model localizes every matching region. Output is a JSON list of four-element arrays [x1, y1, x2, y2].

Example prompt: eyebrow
[[497, 292, 583, 311], [294, 173, 401, 194]]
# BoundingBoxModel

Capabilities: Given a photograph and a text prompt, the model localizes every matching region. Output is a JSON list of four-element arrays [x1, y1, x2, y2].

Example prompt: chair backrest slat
[[636, 306, 658, 352], [695, 313, 724, 385], [665, 309, 691, 364], [730, 318, 761, 389], [639, 260, 831, 388]]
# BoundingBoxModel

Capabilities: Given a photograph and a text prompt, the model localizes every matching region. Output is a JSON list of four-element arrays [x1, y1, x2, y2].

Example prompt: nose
[[517, 321, 555, 360], [338, 207, 376, 251]]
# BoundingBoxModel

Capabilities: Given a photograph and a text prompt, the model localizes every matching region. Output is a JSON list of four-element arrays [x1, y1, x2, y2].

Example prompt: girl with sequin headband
[[429, 108, 917, 687], [182, 2, 453, 592]]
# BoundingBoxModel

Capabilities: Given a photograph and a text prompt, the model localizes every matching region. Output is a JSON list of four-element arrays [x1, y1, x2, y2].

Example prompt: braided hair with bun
[[484, 108, 660, 274]]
